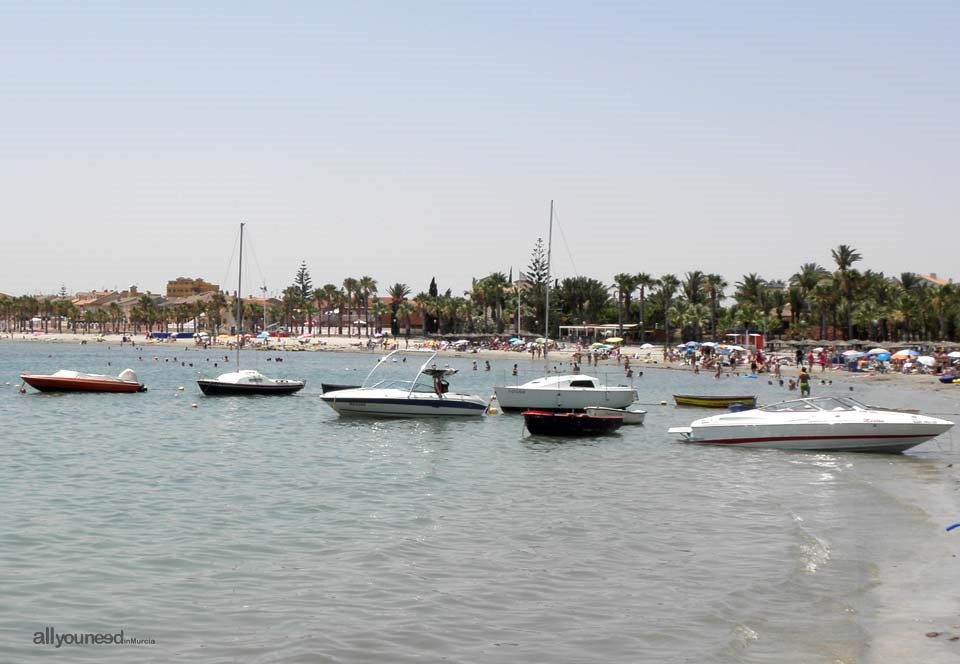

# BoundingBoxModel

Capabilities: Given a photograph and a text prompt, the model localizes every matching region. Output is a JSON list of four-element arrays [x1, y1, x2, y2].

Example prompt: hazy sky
[[2, 1, 957, 299]]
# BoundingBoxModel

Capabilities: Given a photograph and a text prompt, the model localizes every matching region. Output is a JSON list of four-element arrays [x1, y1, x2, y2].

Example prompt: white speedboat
[[668, 396, 954, 453], [320, 350, 487, 417], [493, 374, 637, 412]]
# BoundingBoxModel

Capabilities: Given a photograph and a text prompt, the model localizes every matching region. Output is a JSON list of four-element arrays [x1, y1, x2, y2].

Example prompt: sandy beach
[[4, 330, 955, 395]]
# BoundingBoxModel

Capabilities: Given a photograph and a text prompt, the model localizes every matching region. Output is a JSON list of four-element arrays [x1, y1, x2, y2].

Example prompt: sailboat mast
[[236, 222, 244, 368], [544, 200, 553, 359]]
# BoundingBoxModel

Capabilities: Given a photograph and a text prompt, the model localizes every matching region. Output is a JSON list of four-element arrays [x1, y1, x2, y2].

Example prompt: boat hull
[[320, 391, 487, 417], [674, 394, 756, 408], [671, 421, 953, 452], [522, 410, 624, 436], [20, 374, 145, 393], [494, 386, 637, 412], [197, 379, 304, 396]]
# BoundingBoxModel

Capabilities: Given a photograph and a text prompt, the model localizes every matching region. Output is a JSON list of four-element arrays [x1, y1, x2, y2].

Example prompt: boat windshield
[[367, 379, 437, 394], [759, 396, 868, 413]]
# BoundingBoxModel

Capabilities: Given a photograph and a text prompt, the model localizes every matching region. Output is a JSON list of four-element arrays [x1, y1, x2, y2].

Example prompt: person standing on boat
[[799, 367, 811, 397]]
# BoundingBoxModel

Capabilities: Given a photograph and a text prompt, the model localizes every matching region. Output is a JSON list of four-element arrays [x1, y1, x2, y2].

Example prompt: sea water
[[1, 340, 959, 663]]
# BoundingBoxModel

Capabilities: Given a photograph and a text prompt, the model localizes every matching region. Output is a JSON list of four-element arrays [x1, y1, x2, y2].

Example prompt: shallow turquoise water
[[2, 340, 959, 662]]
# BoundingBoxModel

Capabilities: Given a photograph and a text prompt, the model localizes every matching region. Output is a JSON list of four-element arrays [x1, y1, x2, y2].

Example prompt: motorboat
[[668, 396, 954, 453], [196, 223, 305, 396], [20, 369, 146, 393], [585, 406, 646, 424], [320, 350, 487, 417], [674, 394, 756, 408], [197, 370, 305, 396], [493, 374, 637, 412], [522, 409, 624, 436]]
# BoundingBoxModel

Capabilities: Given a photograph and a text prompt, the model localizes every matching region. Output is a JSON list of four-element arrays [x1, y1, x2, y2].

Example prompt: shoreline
[[3, 331, 956, 394]]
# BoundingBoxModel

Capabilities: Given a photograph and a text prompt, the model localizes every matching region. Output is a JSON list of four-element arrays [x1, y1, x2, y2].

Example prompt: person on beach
[[799, 367, 811, 396]]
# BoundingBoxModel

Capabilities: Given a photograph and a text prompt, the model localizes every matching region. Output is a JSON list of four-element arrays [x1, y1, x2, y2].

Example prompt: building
[[166, 277, 220, 298], [921, 273, 954, 287]]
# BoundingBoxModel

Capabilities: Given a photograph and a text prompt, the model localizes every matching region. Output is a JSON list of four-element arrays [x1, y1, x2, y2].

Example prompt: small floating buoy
[[660, 400, 667, 405], [487, 407, 498, 415], [191, 403, 198, 408], [177, 386, 184, 391]]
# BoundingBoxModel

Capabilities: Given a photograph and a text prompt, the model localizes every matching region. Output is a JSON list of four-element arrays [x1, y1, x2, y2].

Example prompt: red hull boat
[[20, 369, 146, 393]]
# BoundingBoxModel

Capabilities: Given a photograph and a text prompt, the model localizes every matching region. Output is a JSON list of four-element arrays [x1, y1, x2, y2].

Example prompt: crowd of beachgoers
[[5, 330, 958, 391]]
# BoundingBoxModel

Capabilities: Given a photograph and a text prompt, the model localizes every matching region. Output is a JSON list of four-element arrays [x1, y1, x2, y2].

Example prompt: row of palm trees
[[3, 245, 958, 343]]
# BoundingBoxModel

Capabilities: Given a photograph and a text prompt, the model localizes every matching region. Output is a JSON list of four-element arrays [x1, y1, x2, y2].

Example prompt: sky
[[2, 1, 958, 299]]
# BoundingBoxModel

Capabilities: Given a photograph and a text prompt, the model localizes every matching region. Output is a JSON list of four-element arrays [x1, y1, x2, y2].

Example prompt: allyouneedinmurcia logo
[[33, 626, 155, 648]]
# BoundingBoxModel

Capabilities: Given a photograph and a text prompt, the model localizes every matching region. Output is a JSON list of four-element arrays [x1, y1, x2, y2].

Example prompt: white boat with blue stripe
[[320, 349, 487, 418]]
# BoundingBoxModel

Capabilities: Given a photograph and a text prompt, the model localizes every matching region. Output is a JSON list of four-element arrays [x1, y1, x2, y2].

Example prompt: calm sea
[[2, 340, 959, 663]]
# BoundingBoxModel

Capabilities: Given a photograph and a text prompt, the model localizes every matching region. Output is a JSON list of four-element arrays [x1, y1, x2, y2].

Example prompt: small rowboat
[[938, 374, 960, 384], [522, 409, 624, 436], [20, 369, 146, 393], [673, 394, 756, 408], [584, 406, 646, 424]]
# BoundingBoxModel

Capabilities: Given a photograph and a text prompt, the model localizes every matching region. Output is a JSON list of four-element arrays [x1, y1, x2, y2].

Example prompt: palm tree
[[831, 244, 863, 339], [413, 292, 432, 337], [208, 292, 228, 335], [789, 263, 829, 325], [656, 274, 680, 347], [342, 277, 358, 337], [395, 300, 416, 341], [612, 272, 639, 337], [318, 284, 339, 335], [369, 297, 389, 334], [704, 273, 727, 342], [635, 273, 655, 343], [386, 282, 410, 336], [734, 273, 766, 309], [357, 275, 378, 337]]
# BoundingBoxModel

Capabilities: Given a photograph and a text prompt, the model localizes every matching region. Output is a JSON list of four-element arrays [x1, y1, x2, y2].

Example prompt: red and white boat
[[20, 369, 147, 393]]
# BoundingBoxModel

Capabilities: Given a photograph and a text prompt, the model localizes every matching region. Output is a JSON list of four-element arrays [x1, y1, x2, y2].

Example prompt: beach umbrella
[[684, 341, 700, 347], [640, 343, 654, 349], [257, 331, 269, 339], [867, 348, 888, 355], [606, 337, 624, 344], [892, 349, 918, 359], [812, 347, 824, 353], [875, 352, 891, 361], [509, 337, 521, 343], [917, 355, 935, 367], [948, 351, 960, 358], [843, 351, 867, 359], [701, 341, 717, 347]]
